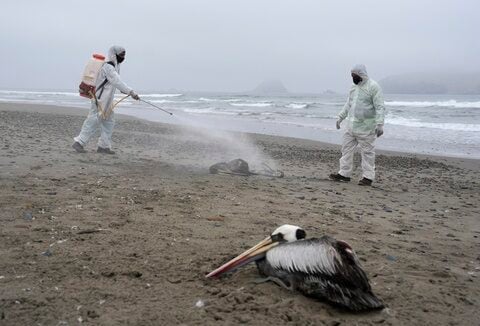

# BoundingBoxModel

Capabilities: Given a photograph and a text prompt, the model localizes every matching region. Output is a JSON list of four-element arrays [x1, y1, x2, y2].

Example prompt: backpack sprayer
[[79, 53, 106, 99], [79, 53, 173, 118]]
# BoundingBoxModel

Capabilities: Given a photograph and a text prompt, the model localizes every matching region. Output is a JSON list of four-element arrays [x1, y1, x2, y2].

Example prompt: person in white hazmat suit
[[329, 64, 385, 186], [73, 45, 140, 154]]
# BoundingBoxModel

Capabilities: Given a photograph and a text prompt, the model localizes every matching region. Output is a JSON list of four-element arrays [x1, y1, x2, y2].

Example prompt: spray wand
[[139, 98, 173, 115]]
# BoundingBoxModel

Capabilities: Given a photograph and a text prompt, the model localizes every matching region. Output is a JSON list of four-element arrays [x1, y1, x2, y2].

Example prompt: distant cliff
[[251, 80, 288, 95], [379, 73, 480, 95]]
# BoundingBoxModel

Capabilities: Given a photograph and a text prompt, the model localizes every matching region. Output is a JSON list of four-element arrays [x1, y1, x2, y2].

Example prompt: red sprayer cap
[[93, 54, 105, 60]]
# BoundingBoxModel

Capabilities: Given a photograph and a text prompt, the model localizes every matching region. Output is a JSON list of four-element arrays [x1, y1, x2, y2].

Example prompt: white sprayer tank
[[79, 53, 105, 98]]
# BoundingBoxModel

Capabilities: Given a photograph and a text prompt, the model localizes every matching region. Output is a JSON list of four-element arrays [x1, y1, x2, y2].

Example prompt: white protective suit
[[337, 64, 385, 180], [74, 46, 133, 149]]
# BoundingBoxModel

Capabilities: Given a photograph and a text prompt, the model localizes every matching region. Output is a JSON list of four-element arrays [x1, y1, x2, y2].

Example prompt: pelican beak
[[206, 236, 279, 278]]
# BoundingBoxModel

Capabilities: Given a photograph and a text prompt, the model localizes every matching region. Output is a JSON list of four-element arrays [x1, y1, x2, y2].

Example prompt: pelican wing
[[266, 237, 371, 290], [266, 237, 340, 276]]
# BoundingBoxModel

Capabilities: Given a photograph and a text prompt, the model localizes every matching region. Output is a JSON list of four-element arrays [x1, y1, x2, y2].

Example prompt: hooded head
[[351, 64, 368, 85], [107, 45, 126, 67]]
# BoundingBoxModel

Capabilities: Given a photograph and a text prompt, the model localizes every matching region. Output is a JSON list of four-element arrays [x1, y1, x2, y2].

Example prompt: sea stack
[[251, 80, 289, 95]]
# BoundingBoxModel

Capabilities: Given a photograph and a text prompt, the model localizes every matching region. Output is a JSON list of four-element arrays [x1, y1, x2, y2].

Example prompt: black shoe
[[358, 177, 373, 186], [72, 142, 86, 153], [97, 147, 116, 155], [329, 173, 351, 182]]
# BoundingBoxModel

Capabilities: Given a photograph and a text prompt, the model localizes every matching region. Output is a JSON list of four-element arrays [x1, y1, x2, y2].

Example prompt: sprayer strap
[[96, 79, 108, 99], [96, 61, 116, 100]]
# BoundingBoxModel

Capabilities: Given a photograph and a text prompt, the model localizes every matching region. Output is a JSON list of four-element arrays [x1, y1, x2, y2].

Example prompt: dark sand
[[0, 103, 479, 325]]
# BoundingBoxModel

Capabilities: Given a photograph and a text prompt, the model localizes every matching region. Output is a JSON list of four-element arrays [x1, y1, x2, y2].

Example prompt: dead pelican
[[209, 158, 284, 177], [207, 224, 384, 311]]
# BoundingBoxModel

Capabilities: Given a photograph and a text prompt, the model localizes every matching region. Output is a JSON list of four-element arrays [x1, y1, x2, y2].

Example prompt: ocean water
[[1, 90, 479, 159]]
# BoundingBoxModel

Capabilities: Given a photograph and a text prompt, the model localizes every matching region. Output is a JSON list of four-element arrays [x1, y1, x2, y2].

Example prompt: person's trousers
[[338, 130, 376, 180], [74, 102, 115, 149]]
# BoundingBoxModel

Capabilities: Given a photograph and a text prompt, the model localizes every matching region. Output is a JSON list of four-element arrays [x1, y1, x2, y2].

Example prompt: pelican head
[[206, 224, 306, 278], [270, 224, 306, 243]]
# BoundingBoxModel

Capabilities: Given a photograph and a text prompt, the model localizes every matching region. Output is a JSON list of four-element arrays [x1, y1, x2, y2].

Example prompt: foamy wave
[[0, 98, 28, 102], [182, 107, 277, 117], [286, 103, 309, 109], [0, 90, 78, 96], [148, 99, 177, 104], [230, 102, 273, 107], [386, 100, 480, 109], [199, 97, 239, 102], [387, 116, 480, 131], [145, 94, 183, 98], [304, 114, 338, 119], [183, 108, 238, 116]]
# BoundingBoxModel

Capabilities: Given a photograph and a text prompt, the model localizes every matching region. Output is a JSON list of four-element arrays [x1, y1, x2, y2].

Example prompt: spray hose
[[100, 94, 131, 119], [97, 94, 174, 120], [92, 93, 130, 120], [139, 99, 173, 115]]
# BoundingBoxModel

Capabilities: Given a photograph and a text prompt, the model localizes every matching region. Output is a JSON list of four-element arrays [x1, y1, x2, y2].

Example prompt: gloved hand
[[336, 120, 341, 130], [375, 124, 384, 137], [129, 90, 140, 101]]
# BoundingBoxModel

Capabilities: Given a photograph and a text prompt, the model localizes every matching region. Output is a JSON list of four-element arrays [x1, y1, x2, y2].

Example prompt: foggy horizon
[[1, 0, 479, 93]]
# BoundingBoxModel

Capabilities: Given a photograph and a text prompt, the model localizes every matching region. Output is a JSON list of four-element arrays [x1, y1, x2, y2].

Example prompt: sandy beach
[[0, 103, 479, 325]]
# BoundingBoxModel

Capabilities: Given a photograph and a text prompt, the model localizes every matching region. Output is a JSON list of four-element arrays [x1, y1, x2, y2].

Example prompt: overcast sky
[[1, 0, 479, 93]]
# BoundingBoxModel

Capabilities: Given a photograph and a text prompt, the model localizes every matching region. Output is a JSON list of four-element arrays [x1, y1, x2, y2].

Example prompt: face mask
[[352, 75, 362, 85], [116, 54, 125, 64]]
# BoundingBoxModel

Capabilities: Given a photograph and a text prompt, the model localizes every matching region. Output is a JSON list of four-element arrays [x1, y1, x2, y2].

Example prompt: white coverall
[[337, 64, 385, 181], [74, 46, 133, 149]]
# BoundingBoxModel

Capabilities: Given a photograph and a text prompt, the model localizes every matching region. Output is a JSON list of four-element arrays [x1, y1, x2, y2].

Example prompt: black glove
[[129, 90, 140, 101], [375, 124, 384, 137]]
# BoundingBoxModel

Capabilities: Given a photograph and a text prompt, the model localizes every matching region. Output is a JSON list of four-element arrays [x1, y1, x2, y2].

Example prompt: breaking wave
[[386, 100, 480, 109], [387, 116, 480, 131], [0, 90, 78, 96], [199, 97, 241, 102], [286, 103, 309, 109], [230, 102, 273, 107], [145, 94, 183, 98]]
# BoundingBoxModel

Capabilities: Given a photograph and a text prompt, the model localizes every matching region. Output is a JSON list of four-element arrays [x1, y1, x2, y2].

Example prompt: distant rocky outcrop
[[379, 72, 480, 95], [251, 80, 288, 95]]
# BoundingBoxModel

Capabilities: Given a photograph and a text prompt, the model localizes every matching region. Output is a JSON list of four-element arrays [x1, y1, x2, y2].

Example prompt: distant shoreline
[[1, 102, 479, 169], [1, 91, 479, 160]]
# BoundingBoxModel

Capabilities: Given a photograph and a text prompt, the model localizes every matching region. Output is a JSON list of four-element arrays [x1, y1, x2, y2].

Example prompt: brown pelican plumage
[[207, 224, 384, 311]]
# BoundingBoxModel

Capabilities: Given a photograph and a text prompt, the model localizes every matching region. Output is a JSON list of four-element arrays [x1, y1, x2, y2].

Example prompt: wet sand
[[0, 103, 479, 325]]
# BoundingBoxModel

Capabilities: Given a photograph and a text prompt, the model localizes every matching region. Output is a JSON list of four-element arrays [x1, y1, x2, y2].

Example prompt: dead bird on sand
[[209, 158, 284, 177], [207, 224, 384, 311]]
